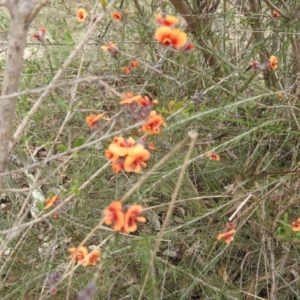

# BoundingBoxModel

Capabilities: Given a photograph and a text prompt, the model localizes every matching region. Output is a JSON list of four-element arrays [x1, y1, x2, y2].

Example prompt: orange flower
[[210, 154, 220, 161], [107, 137, 143, 158], [77, 8, 88, 22], [156, 14, 179, 27], [106, 137, 151, 173], [269, 55, 278, 69], [101, 42, 118, 58], [45, 195, 59, 209], [122, 67, 131, 74], [130, 61, 139, 68], [103, 201, 125, 231], [86, 113, 106, 127], [112, 11, 122, 20], [111, 161, 124, 173], [141, 111, 165, 135], [124, 149, 150, 173], [69, 246, 88, 263], [82, 249, 101, 266], [40, 27, 46, 34], [138, 95, 158, 107], [291, 218, 300, 232], [272, 10, 280, 18], [123, 205, 146, 233], [147, 142, 156, 151], [217, 229, 236, 244], [120, 92, 142, 105], [101, 42, 117, 51], [183, 42, 194, 51], [154, 26, 187, 49], [205, 152, 220, 161], [33, 27, 46, 43]]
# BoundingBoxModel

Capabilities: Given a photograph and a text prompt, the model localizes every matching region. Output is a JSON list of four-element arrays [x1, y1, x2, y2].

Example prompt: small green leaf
[[37, 200, 45, 212], [56, 99, 70, 110], [71, 186, 80, 195], [58, 144, 68, 152], [75, 137, 86, 147], [63, 31, 74, 45]]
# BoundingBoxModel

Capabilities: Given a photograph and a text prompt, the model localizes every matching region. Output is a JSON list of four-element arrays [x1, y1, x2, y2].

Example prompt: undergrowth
[[0, 0, 300, 299]]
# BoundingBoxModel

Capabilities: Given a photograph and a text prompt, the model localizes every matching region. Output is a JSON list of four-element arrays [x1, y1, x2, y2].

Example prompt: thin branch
[[133, 0, 144, 17]]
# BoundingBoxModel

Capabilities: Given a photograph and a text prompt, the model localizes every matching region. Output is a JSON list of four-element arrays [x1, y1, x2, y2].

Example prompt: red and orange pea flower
[[101, 42, 118, 58], [123, 149, 150, 173], [206, 152, 220, 161], [86, 113, 109, 127], [122, 61, 139, 74], [217, 229, 236, 244], [154, 26, 188, 49], [122, 67, 131, 74], [217, 222, 236, 244], [112, 11, 122, 20], [103, 200, 125, 231], [182, 42, 194, 51], [123, 204, 146, 233], [291, 218, 300, 232], [105, 136, 151, 173], [119, 92, 142, 105], [272, 10, 280, 18], [69, 246, 101, 266], [141, 111, 165, 135], [103, 200, 146, 233], [156, 14, 179, 27], [269, 55, 278, 70], [44, 195, 59, 210], [101, 42, 117, 51], [138, 95, 158, 107], [77, 8, 88, 22], [130, 60, 139, 68], [32, 27, 46, 44]]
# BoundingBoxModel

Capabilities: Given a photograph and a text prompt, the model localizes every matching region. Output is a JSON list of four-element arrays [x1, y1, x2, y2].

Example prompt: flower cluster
[[154, 14, 193, 50], [120, 92, 157, 120], [69, 246, 101, 266], [119, 92, 165, 135], [248, 55, 278, 71], [104, 201, 146, 233], [32, 27, 46, 45], [105, 136, 150, 173], [122, 60, 139, 74], [217, 222, 236, 244]]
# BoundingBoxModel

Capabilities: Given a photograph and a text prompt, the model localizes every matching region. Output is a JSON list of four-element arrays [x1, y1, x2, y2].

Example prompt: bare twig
[[133, 0, 144, 17]]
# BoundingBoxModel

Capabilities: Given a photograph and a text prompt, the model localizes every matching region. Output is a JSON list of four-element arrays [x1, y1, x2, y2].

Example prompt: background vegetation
[[0, 0, 300, 299]]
